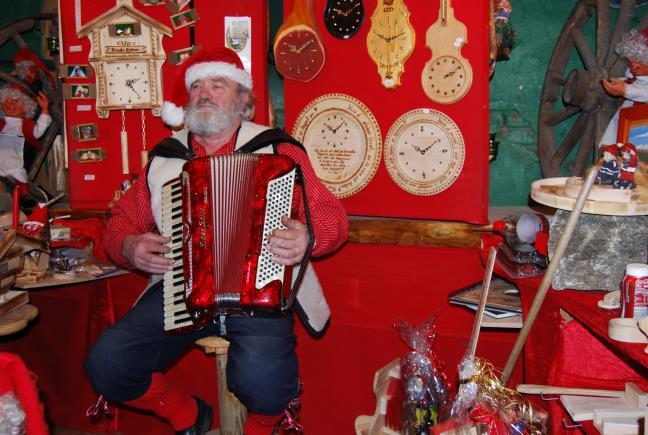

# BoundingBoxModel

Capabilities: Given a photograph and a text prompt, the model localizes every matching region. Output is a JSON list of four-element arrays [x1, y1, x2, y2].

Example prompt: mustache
[[191, 99, 220, 110]]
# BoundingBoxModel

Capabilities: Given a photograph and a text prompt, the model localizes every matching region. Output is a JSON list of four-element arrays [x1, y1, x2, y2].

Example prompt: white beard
[[184, 100, 239, 136]]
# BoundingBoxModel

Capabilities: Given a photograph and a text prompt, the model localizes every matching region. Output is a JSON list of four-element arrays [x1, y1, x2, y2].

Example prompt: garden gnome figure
[[614, 143, 638, 189], [595, 144, 620, 185]]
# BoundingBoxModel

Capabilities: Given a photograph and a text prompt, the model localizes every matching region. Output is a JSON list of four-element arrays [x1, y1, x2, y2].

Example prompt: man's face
[[185, 76, 247, 136], [1, 97, 26, 118], [628, 58, 648, 77]]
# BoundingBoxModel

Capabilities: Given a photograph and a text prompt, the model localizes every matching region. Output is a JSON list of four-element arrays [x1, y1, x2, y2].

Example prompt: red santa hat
[[601, 144, 618, 156], [619, 143, 639, 164], [160, 47, 252, 127], [616, 28, 648, 65], [12, 47, 55, 88]]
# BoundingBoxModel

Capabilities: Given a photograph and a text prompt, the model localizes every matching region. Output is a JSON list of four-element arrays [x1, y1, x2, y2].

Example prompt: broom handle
[[501, 166, 598, 384], [466, 246, 497, 359]]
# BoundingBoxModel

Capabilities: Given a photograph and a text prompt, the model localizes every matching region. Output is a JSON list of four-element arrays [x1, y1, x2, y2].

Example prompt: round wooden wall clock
[[292, 93, 382, 198], [324, 0, 364, 39], [384, 108, 465, 196]]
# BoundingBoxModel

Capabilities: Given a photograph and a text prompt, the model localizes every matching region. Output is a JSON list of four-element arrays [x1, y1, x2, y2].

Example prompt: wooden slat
[[348, 217, 482, 248]]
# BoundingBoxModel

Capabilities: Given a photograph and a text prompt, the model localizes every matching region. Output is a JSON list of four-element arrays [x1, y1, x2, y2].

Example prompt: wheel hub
[[562, 67, 607, 112]]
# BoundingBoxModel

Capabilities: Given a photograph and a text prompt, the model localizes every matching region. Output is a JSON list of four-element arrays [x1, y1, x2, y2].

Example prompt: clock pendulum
[[140, 109, 148, 169], [120, 110, 130, 175]]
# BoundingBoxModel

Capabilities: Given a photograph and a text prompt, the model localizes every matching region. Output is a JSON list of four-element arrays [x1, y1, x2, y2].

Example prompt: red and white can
[[621, 263, 648, 319]]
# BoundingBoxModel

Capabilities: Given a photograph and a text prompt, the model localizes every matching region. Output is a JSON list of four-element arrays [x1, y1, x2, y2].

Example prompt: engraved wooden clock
[[77, 0, 172, 118], [324, 0, 365, 39], [421, 0, 473, 104], [292, 93, 382, 198], [384, 108, 464, 195], [366, 0, 415, 89]]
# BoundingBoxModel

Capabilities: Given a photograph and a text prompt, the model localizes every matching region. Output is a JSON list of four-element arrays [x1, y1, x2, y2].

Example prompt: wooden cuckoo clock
[[77, 0, 172, 119]]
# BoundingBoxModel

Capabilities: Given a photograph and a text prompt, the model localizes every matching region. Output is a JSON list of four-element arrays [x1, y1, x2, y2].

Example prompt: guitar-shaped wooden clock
[[366, 0, 415, 90], [421, 0, 472, 104], [274, 0, 325, 82]]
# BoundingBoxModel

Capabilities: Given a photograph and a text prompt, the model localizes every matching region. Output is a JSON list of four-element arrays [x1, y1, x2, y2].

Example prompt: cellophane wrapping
[[395, 316, 450, 434]]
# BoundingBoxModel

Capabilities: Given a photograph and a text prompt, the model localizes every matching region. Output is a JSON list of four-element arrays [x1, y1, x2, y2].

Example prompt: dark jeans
[[84, 282, 299, 415]]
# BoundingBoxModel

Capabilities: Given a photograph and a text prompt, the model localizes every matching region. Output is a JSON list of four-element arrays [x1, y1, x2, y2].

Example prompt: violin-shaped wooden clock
[[274, 0, 325, 82], [366, 0, 415, 89], [324, 0, 364, 39], [421, 0, 472, 104]]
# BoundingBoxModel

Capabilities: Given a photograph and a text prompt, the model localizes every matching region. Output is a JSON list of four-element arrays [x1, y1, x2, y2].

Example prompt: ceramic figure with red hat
[[11, 47, 56, 94], [595, 143, 620, 185], [615, 142, 638, 189], [0, 86, 51, 183], [600, 28, 648, 146], [84, 47, 348, 435]]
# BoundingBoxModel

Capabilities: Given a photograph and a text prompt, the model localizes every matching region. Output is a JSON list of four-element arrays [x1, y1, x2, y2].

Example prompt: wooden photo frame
[[60, 64, 93, 79], [62, 83, 96, 100], [108, 22, 142, 37], [72, 123, 98, 142], [170, 9, 198, 30], [166, 0, 191, 13], [168, 45, 200, 65], [617, 105, 648, 162], [72, 147, 106, 163], [139, 0, 166, 5]]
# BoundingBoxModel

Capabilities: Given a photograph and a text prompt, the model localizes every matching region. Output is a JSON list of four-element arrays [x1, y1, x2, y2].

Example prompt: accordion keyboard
[[161, 178, 192, 332]]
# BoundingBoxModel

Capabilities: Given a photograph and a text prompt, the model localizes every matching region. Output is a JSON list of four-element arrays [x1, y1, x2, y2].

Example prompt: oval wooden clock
[[421, 0, 472, 104], [384, 108, 465, 196], [324, 0, 364, 39], [366, 0, 415, 89], [292, 93, 382, 198], [273, 0, 325, 82]]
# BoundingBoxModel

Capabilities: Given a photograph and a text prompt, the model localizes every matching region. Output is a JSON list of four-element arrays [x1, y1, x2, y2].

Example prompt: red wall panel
[[282, 0, 490, 223], [59, 0, 269, 209]]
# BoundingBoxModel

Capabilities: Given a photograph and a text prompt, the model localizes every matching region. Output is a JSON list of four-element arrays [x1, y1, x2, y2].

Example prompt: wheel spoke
[[549, 71, 566, 85], [544, 106, 580, 126], [596, 0, 610, 63], [604, 0, 636, 68], [571, 28, 598, 70], [550, 112, 589, 167]]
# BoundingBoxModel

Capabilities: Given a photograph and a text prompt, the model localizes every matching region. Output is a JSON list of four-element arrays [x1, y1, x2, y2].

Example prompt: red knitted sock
[[243, 412, 283, 435], [123, 372, 198, 430]]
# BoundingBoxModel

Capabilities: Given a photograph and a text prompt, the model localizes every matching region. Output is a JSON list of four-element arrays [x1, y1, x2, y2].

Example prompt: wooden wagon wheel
[[537, 0, 648, 178], [0, 13, 61, 184]]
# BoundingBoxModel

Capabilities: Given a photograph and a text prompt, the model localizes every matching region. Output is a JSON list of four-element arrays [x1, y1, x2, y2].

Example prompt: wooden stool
[[195, 336, 247, 435]]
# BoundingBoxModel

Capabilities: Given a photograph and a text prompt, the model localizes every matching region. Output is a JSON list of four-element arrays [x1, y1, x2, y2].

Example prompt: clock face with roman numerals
[[324, 0, 364, 39], [384, 108, 464, 195]]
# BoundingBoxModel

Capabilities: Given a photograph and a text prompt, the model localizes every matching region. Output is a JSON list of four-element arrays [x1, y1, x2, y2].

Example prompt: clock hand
[[332, 120, 347, 133], [125, 79, 141, 98], [385, 32, 404, 43], [296, 39, 314, 53], [443, 67, 461, 79], [332, 7, 345, 14], [373, 31, 389, 41], [284, 42, 299, 53], [341, 3, 360, 16], [323, 123, 335, 132], [420, 138, 441, 154]]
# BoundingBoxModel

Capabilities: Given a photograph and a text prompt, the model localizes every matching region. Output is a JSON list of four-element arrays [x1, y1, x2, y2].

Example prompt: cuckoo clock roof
[[77, 1, 172, 38]]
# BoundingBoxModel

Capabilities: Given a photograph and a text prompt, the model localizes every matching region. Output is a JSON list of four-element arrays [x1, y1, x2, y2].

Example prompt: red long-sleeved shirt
[[103, 134, 349, 268]]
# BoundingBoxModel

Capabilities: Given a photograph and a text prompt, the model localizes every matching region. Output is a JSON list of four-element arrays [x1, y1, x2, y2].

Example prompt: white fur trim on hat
[[160, 101, 185, 127], [185, 61, 252, 90]]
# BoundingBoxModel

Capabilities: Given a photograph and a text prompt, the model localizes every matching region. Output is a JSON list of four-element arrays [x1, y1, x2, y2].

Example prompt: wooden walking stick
[[501, 166, 598, 384]]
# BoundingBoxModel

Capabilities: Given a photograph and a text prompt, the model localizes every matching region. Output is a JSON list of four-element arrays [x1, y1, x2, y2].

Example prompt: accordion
[[161, 153, 310, 333]]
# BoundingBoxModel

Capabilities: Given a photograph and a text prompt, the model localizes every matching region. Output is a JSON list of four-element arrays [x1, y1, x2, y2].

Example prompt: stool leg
[[215, 348, 247, 435]]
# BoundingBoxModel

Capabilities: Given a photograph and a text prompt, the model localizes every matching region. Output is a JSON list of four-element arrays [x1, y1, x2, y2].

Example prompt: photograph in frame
[[73, 147, 106, 163], [72, 123, 98, 142], [617, 105, 648, 162], [170, 9, 199, 30], [168, 45, 201, 65], [166, 0, 191, 13], [60, 64, 93, 79], [62, 83, 96, 100]]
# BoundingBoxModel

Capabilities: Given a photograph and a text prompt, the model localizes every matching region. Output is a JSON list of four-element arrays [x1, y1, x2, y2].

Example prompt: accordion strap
[[236, 128, 307, 154]]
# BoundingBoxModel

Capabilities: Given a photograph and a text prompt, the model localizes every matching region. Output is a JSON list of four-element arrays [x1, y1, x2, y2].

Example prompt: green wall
[[0, 0, 44, 72], [489, 1, 575, 206]]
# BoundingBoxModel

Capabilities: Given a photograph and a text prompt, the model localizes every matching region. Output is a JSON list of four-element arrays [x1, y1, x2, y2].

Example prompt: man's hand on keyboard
[[122, 233, 173, 274]]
